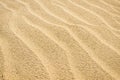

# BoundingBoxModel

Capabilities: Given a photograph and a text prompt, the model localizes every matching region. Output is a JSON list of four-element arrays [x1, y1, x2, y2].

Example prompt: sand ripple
[[0, 0, 120, 80]]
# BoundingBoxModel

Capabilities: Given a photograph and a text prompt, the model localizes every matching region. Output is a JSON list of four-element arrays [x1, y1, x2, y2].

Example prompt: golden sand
[[0, 0, 120, 80]]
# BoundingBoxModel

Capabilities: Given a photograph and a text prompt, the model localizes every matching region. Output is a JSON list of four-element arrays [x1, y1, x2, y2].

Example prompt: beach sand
[[0, 0, 120, 80]]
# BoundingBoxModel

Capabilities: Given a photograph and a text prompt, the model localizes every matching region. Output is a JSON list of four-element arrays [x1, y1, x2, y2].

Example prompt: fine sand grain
[[0, 0, 120, 80]]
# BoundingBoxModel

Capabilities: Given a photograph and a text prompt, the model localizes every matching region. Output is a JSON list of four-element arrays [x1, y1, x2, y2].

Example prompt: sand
[[0, 0, 120, 80]]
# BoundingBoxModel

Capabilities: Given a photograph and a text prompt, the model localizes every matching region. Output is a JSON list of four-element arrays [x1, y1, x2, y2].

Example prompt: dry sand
[[0, 0, 120, 80]]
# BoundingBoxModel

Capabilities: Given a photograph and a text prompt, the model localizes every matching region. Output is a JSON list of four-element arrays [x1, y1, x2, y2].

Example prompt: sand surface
[[0, 0, 120, 80]]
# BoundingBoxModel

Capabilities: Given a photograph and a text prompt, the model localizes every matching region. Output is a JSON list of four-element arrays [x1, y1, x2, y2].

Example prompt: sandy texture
[[0, 0, 120, 80]]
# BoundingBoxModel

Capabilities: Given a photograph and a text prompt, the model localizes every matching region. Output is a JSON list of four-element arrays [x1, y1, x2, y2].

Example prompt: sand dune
[[0, 0, 120, 80]]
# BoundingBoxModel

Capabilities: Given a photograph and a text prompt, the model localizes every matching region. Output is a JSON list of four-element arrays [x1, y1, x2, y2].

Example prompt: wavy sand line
[[0, 0, 120, 80]]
